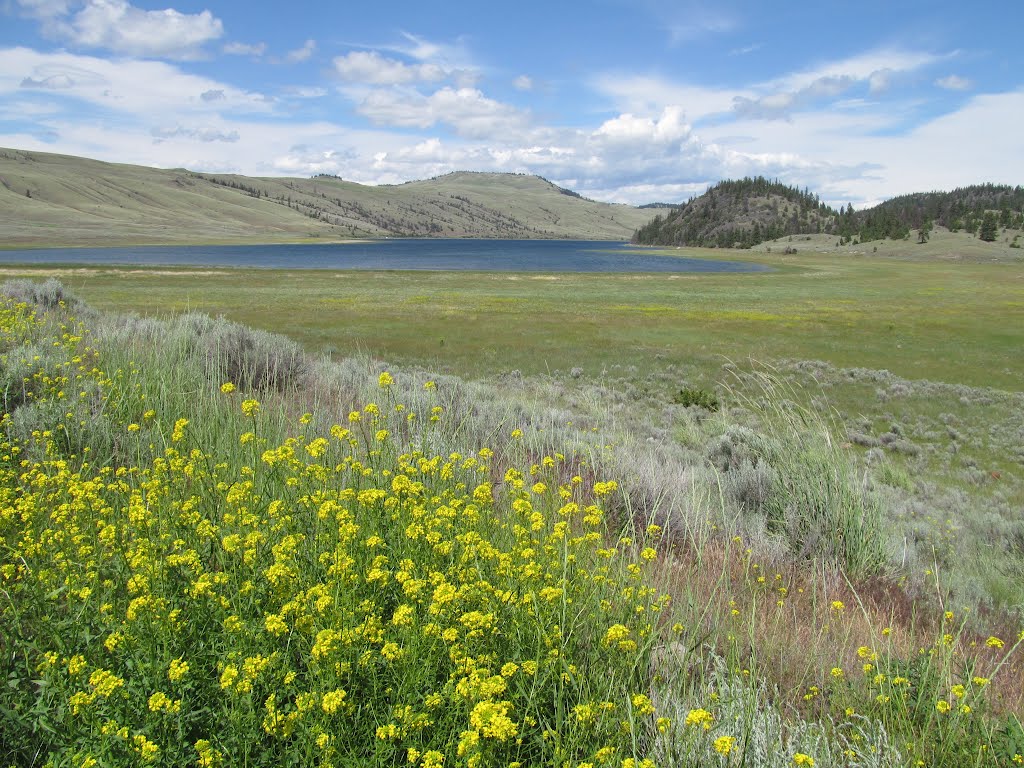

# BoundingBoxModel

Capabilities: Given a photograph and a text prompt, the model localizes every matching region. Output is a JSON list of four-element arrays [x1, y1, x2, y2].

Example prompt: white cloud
[[357, 86, 529, 140], [40, 0, 225, 59], [224, 41, 266, 57], [730, 50, 941, 120], [287, 39, 316, 63], [733, 74, 858, 119], [14, 0, 73, 19], [729, 43, 762, 56], [591, 73, 739, 121], [281, 85, 327, 99], [766, 49, 940, 94], [333, 51, 446, 86], [21, 72, 76, 89], [3, 47, 270, 116], [935, 74, 971, 91], [151, 124, 240, 143], [594, 106, 691, 144], [667, 10, 735, 43], [868, 68, 893, 94], [394, 32, 445, 62], [513, 75, 533, 91]]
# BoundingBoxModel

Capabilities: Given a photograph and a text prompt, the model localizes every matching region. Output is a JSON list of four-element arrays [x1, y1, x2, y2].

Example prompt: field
[[2, 237, 1024, 766]]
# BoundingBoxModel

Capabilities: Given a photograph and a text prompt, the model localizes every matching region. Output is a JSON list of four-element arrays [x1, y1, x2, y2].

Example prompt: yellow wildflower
[[168, 657, 190, 682], [684, 708, 713, 730], [714, 736, 735, 756]]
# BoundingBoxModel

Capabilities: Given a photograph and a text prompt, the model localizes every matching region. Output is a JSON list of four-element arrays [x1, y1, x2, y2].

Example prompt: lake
[[0, 239, 768, 273]]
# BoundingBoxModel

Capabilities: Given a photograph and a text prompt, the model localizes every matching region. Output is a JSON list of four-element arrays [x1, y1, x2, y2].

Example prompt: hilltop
[[634, 177, 1024, 249], [0, 148, 661, 247], [633, 177, 837, 248]]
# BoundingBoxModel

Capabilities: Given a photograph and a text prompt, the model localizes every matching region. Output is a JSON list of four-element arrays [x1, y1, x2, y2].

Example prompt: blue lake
[[0, 239, 768, 274]]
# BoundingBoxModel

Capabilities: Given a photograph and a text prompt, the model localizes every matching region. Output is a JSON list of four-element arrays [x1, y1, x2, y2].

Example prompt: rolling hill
[[0, 148, 661, 247]]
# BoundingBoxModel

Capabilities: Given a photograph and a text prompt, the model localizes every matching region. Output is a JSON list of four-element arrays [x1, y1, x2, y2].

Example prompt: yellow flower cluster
[[0, 301, 667, 767]]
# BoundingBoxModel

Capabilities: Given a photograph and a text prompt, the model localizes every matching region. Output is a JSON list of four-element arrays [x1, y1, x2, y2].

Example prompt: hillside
[[632, 176, 837, 248], [633, 178, 1024, 250], [0, 148, 660, 246], [838, 183, 1024, 243]]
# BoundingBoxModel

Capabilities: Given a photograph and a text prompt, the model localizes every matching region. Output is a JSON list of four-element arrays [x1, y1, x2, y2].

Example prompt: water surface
[[0, 239, 768, 273]]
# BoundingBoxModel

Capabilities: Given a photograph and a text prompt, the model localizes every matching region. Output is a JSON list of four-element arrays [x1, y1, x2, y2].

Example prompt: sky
[[1, 0, 1022, 208]]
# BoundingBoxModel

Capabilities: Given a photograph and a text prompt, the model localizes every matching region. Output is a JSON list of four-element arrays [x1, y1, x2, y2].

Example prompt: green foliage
[[992, 715, 1024, 765], [979, 212, 999, 242], [672, 386, 720, 411], [859, 184, 1024, 241]]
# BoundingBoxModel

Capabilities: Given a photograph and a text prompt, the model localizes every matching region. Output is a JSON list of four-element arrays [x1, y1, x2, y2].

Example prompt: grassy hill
[[0, 148, 660, 246]]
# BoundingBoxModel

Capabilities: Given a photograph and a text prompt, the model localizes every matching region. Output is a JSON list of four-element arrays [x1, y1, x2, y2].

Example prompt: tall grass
[[1, 283, 1022, 767]]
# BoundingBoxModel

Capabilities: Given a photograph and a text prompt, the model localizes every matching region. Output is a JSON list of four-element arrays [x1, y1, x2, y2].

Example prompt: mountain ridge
[[0, 148, 662, 247]]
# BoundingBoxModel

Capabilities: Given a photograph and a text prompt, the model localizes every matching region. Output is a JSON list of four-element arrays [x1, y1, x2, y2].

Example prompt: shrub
[[1, 277, 90, 314], [673, 386, 720, 411]]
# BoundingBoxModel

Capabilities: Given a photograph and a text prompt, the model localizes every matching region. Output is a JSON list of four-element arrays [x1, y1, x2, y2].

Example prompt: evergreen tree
[[918, 219, 932, 244], [979, 212, 998, 242]]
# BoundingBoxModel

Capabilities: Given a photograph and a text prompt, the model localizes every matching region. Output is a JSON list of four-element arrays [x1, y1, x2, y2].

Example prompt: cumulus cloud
[[72, 0, 222, 59], [287, 39, 316, 63], [935, 74, 971, 91], [16, 0, 224, 59], [334, 51, 446, 86], [594, 106, 691, 144]]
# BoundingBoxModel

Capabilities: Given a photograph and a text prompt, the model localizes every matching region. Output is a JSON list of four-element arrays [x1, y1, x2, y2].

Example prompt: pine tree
[[979, 212, 998, 242]]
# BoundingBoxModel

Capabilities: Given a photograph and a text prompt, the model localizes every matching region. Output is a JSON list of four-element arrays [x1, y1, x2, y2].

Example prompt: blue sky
[[1, 0, 1022, 207]]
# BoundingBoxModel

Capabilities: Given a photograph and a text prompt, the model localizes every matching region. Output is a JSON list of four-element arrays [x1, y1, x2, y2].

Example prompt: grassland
[[2, 279, 1023, 767], [0, 147, 659, 246], [3, 237, 1023, 604], [2, 231, 1024, 765], [6, 241, 1019, 389]]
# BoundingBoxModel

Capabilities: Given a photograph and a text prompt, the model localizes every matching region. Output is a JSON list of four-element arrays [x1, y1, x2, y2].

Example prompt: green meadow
[[8, 246, 1022, 389]]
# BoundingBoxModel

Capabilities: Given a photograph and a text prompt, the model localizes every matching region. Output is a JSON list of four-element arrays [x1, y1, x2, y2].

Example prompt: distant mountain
[[0, 148, 658, 247], [633, 178, 1024, 248], [632, 177, 837, 248]]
